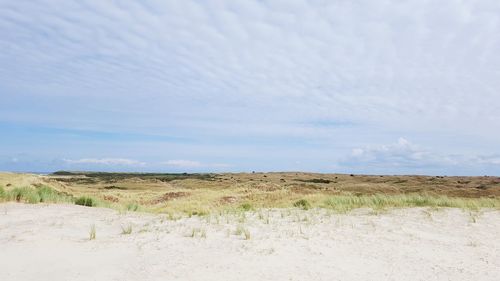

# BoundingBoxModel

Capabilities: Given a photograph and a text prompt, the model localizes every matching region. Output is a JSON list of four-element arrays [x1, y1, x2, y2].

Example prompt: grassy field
[[1, 171, 499, 215]]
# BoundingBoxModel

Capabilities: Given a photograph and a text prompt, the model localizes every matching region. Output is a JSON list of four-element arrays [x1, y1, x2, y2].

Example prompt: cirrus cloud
[[63, 158, 145, 166], [0, 0, 499, 174]]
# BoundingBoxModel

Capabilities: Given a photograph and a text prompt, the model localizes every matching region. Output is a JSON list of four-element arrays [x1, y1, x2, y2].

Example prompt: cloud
[[63, 158, 145, 166], [339, 138, 500, 175], [0, 1, 499, 174], [1, 0, 499, 140], [345, 138, 431, 167], [161, 160, 202, 168], [161, 160, 229, 169]]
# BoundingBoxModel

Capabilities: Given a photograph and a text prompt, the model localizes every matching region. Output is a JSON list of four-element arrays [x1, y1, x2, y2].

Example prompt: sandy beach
[[0, 203, 498, 281]]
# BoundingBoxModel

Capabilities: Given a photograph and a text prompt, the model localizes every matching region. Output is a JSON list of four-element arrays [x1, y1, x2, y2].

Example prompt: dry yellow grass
[[1, 172, 499, 215]]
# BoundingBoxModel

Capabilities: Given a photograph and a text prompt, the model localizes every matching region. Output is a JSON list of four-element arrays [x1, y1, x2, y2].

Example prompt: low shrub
[[75, 196, 96, 207], [126, 202, 139, 212], [239, 203, 253, 211], [293, 199, 311, 210]]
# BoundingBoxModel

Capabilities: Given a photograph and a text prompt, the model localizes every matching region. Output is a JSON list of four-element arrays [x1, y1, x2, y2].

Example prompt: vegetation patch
[[296, 178, 332, 184], [75, 196, 97, 207], [293, 199, 311, 210], [2, 173, 499, 215], [239, 202, 253, 211], [121, 224, 133, 235], [150, 192, 189, 204], [89, 224, 96, 240], [1, 186, 72, 204], [323, 194, 500, 213], [126, 202, 140, 211], [52, 171, 215, 183], [103, 185, 127, 190]]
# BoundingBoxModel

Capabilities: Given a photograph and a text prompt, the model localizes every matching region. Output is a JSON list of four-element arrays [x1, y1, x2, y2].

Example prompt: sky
[[1, 0, 500, 175]]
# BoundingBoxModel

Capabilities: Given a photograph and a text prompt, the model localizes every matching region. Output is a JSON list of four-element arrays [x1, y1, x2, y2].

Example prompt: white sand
[[0, 203, 499, 281]]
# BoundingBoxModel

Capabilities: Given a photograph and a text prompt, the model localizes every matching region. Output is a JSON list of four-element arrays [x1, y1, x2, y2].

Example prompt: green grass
[[37, 186, 71, 203], [239, 202, 253, 211], [1, 186, 72, 204], [126, 202, 140, 212], [293, 199, 311, 210], [0, 186, 5, 199], [75, 196, 97, 207], [322, 194, 500, 213]]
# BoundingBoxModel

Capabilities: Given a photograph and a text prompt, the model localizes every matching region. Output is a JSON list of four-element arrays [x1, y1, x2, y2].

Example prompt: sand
[[0, 203, 499, 281]]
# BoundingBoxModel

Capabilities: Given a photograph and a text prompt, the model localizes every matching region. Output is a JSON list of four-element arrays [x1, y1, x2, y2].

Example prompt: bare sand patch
[[0, 203, 499, 281]]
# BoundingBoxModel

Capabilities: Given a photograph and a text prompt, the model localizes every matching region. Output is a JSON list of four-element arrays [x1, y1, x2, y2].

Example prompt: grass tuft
[[239, 203, 253, 211], [89, 224, 96, 240], [243, 228, 251, 240], [121, 224, 133, 235], [293, 199, 311, 210], [75, 196, 97, 207], [126, 202, 140, 212], [235, 225, 251, 240], [189, 227, 206, 238]]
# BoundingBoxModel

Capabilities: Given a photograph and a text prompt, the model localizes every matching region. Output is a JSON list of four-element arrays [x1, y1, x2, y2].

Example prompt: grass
[[468, 211, 480, 223], [121, 224, 133, 235], [75, 196, 97, 207], [126, 202, 140, 212], [1, 186, 73, 204], [1, 172, 499, 216], [293, 199, 311, 210], [235, 225, 251, 240], [239, 203, 253, 211], [189, 227, 207, 238], [89, 224, 96, 240], [322, 194, 500, 213]]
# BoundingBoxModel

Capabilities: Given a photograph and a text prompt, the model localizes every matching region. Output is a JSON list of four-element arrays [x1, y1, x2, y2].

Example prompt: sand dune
[[0, 203, 499, 281]]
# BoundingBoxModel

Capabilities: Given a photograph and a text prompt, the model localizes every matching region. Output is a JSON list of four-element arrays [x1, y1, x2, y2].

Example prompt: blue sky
[[1, 0, 500, 175]]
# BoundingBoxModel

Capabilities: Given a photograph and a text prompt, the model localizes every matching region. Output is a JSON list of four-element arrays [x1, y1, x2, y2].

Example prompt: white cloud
[[339, 138, 500, 174], [161, 160, 229, 169], [346, 138, 431, 166], [351, 138, 431, 165], [64, 158, 145, 166], [161, 160, 202, 168]]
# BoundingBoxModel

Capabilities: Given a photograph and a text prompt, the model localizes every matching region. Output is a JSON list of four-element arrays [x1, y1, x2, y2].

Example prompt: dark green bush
[[239, 202, 253, 211], [75, 196, 96, 207], [293, 199, 311, 210]]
